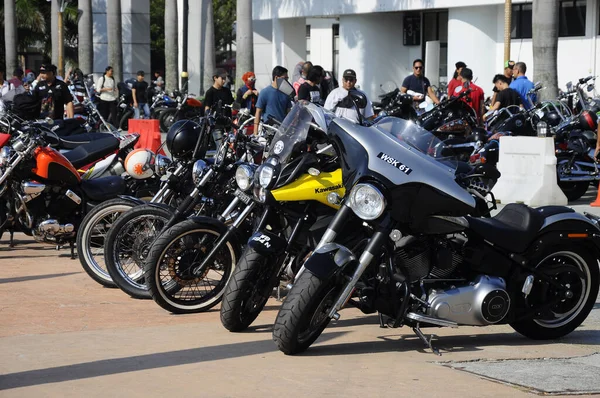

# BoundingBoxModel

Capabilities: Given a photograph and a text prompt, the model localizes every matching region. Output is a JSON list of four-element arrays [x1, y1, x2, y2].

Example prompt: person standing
[[204, 68, 234, 115], [0, 68, 15, 99], [401, 59, 440, 104], [447, 61, 466, 96], [453, 67, 485, 122], [254, 66, 293, 132], [298, 65, 324, 104], [8, 68, 24, 89], [96, 66, 118, 126], [32, 64, 74, 120], [236, 71, 259, 113], [510, 62, 535, 109], [324, 69, 374, 124], [293, 61, 313, 95], [132, 70, 150, 119], [152, 71, 164, 93], [483, 74, 522, 121]]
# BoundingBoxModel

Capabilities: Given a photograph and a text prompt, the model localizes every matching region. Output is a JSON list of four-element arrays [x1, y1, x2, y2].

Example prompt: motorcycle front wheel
[[104, 204, 172, 299], [76, 199, 136, 287], [144, 218, 239, 314], [119, 110, 134, 131], [220, 247, 281, 332], [159, 109, 178, 133], [272, 269, 338, 355]]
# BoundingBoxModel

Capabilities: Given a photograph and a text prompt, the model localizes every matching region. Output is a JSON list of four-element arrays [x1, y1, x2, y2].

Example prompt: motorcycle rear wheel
[[76, 199, 136, 287], [220, 247, 280, 332], [510, 245, 599, 340], [159, 109, 178, 133]]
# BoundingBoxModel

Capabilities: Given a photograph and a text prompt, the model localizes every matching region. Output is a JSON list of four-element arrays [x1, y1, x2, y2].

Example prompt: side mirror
[[348, 90, 367, 108], [534, 82, 543, 91], [588, 84, 595, 92], [276, 77, 295, 98], [566, 81, 573, 91]]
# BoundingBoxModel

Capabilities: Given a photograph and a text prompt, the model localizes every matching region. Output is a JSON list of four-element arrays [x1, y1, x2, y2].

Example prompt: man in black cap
[[401, 58, 440, 104], [204, 68, 234, 115], [32, 64, 74, 120], [324, 68, 374, 124]]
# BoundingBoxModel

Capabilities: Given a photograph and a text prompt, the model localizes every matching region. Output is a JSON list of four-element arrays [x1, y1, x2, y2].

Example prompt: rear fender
[[117, 195, 146, 206], [247, 230, 287, 256], [304, 243, 358, 280], [535, 213, 600, 254]]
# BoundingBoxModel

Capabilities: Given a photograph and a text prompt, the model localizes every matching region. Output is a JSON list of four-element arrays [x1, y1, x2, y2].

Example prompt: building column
[[272, 17, 284, 67], [121, 0, 151, 81]]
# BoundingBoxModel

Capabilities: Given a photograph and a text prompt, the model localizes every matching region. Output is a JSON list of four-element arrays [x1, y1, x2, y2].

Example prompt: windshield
[[269, 102, 313, 164], [372, 116, 458, 171]]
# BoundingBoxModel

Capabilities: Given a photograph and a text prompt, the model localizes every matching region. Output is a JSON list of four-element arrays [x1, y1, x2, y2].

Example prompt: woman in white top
[[96, 66, 119, 126]]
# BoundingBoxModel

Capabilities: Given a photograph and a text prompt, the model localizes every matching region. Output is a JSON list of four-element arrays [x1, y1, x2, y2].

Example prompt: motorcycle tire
[[159, 109, 178, 133], [104, 204, 173, 299], [76, 198, 137, 287], [509, 244, 599, 340], [119, 110, 134, 131], [272, 269, 338, 355], [220, 247, 281, 332], [144, 218, 239, 314], [558, 181, 589, 202]]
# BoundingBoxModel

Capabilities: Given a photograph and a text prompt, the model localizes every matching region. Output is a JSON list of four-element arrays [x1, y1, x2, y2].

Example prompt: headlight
[[257, 164, 275, 189], [253, 186, 267, 203], [154, 154, 172, 177], [235, 164, 255, 191], [348, 183, 386, 220], [192, 160, 208, 186]]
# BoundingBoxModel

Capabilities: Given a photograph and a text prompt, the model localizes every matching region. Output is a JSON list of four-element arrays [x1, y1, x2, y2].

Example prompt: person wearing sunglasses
[[401, 58, 440, 105], [324, 69, 374, 124]]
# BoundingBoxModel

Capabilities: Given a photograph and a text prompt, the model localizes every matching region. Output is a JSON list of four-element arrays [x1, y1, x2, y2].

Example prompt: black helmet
[[544, 111, 562, 127], [578, 110, 598, 131], [166, 119, 201, 159]]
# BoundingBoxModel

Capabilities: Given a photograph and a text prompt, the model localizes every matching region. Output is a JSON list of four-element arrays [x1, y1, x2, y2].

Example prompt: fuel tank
[[271, 169, 345, 209], [32, 146, 81, 185]]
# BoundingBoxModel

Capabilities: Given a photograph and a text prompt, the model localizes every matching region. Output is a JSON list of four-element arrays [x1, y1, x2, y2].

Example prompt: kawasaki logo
[[314, 184, 343, 194], [377, 152, 413, 175]]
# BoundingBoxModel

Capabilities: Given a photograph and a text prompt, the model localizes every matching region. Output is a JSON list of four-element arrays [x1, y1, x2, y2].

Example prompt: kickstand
[[69, 241, 76, 260], [379, 313, 387, 328], [9, 231, 15, 248], [413, 323, 441, 356]]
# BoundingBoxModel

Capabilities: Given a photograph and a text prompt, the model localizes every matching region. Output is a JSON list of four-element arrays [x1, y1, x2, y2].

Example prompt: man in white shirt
[[324, 69, 374, 124]]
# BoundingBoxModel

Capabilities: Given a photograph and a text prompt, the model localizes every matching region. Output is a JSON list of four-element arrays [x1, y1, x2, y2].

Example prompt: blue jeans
[[134, 103, 150, 119]]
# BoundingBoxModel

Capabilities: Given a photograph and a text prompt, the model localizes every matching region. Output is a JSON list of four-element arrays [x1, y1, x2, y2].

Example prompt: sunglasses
[[414, 66, 423, 70], [344, 77, 356, 82]]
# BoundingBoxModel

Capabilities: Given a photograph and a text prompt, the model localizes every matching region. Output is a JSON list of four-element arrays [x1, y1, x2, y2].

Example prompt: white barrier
[[491, 136, 568, 206]]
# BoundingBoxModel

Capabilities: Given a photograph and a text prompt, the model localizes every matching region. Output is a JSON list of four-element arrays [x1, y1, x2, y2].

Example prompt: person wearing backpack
[[96, 66, 118, 126]]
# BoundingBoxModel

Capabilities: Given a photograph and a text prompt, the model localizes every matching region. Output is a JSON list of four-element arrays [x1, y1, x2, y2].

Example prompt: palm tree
[[51, 0, 58, 66], [236, 0, 253, 88], [165, 0, 178, 92], [77, 0, 93, 74], [532, 0, 558, 101], [4, 0, 18, 74], [107, 0, 123, 81], [203, 0, 216, 94]]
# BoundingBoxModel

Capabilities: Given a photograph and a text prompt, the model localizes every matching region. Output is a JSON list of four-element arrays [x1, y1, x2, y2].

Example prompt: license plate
[[235, 189, 253, 205]]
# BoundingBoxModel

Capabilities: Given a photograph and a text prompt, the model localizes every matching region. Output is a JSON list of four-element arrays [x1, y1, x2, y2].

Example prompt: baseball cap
[[39, 64, 57, 73], [343, 69, 357, 79], [504, 60, 515, 69]]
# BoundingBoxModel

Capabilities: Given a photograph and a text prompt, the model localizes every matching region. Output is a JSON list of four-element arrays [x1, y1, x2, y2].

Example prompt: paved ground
[[0, 196, 599, 397]]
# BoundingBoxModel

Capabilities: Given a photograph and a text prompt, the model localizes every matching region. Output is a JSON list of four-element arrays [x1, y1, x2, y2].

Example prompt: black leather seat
[[466, 203, 551, 253], [62, 136, 120, 169], [81, 176, 126, 202], [57, 133, 116, 150]]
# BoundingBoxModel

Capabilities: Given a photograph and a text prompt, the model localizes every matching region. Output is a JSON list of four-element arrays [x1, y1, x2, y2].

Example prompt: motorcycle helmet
[[544, 111, 562, 127], [578, 110, 598, 131], [124, 148, 155, 179], [166, 119, 202, 159]]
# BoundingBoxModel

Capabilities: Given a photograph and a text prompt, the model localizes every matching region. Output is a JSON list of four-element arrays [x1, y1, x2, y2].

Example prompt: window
[[511, 4, 532, 39], [422, 11, 448, 81], [306, 25, 311, 61], [559, 0, 585, 37], [333, 24, 339, 81]]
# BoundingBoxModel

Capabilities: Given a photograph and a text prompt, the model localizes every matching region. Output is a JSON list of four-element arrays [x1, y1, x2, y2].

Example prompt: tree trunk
[[78, 0, 93, 74], [532, 0, 559, 101], [203, 0, 216, 95], [4, 0, 18, 74], [165, 0, 178, 93], [51, 0, 59, 66], [107, 0, 123, 82], [236, 0, 254, 88]]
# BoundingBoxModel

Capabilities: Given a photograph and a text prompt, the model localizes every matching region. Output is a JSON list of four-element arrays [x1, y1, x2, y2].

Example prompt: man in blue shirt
[[510, 62, 536, 109], [401, 58, 440, 105], [254, 66, 292, 131]]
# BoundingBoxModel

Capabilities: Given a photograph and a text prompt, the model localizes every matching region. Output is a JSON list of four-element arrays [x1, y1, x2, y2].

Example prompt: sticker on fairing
[[377, 152, 413, 175], [273, 141, 284, 155]]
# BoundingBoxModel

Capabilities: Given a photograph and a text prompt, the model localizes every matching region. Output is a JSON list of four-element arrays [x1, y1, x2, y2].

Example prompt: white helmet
[[124, 148, 155, 179]]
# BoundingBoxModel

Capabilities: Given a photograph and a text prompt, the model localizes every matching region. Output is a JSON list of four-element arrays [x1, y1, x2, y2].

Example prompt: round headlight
[[154, 154, 172, 177], [349, 183, 386, 220], [257, 164, 275, 189], [235, 164, 254, 191], [192, 160, 208, 186], [253, 186, 267, 203]]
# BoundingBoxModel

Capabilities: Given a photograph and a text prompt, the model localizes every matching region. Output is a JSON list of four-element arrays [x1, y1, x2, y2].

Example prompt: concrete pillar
[[272, 18, 284, 67], [121, 0, 151, 81]]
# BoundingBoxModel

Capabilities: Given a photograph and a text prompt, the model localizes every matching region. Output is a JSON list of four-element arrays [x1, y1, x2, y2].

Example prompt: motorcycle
[[271, 93, 600, 356], [158, 93, 204, 133]]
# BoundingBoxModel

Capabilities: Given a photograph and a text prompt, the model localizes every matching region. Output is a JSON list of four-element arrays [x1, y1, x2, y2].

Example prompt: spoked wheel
[[273, 270, 338, 355], [144, 218, 240, 313], [76, 199, 137, 287], [104, 205, 172, 299], [510, 246, 599, 340]]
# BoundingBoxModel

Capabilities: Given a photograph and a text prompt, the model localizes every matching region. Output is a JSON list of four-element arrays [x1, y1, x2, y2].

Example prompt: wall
[[339, 12, 421, 99], [307, 18, 338, 71], [253, 20, 274, 90], [447, 5, 498, 96]]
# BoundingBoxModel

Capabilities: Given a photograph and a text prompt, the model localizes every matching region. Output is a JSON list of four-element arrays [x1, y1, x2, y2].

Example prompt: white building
[[251, 0, 593, 100]]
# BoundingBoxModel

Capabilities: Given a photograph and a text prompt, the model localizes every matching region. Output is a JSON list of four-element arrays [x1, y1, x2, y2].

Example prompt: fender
[[144, 202, 176, 212], [247, 230, 287, 255], [117, 195, 146, 206], [304, 243, 358, 280], [535, 212, 600, 252]]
